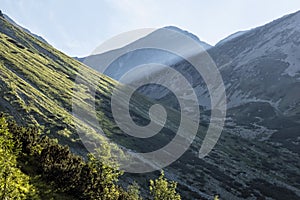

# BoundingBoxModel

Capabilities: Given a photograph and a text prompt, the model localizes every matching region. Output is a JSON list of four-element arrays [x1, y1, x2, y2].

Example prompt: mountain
[[209, 11, 300, 151], [1, 11, 300, 200], [84, 11, 300, 152], [165, 26, 212, 49], [0, 10, 48, 44], [215, 30, 248, 46], [80, 26, 211, 81], [81, 11, 300, 199], [0, 12, 115, 156]]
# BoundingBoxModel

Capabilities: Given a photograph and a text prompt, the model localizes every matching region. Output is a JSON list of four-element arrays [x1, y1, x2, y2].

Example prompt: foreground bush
[[0, 114, 181, 200]]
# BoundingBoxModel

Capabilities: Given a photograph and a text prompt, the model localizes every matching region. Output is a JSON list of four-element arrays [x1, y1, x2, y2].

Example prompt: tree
[[149, 171, 181, 200], [86, 147, 123, 200], [127, 182, 142, 200], [214, 194, 220, 200]]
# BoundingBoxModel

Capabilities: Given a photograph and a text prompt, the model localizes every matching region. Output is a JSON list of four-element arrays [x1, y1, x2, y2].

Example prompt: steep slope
[[0, 14, 190, 200], [0, 13, 117, 155], [209, 11, 300, 150], [79, 11, 300, 199]]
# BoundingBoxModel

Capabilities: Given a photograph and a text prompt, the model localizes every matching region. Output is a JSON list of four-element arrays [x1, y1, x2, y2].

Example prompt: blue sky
[[2, 0, 300, 57]]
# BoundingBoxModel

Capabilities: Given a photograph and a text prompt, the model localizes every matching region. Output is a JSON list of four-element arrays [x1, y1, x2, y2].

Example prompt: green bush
[[150, 171, 181, 200], [0, 113, 182, 199], [0, 116, 38, 200]]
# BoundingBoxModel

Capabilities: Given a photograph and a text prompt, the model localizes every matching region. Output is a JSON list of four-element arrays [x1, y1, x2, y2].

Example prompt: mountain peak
[[163, 26, 212, 49], [164, 26, 201, 42], [216, 10, 300, 47]]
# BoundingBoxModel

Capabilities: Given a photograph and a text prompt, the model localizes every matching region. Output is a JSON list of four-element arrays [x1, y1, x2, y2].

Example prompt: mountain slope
[[0, 13, 117, 155], [0, 13, 196, 197], [79, 11, 300, 199], [83, 10, 300, 151], [80, 26, 211, 81], [208, 11, 300, 150]]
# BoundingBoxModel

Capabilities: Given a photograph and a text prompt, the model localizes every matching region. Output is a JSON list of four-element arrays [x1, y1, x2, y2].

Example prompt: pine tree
[[149, 171, 181, 200]]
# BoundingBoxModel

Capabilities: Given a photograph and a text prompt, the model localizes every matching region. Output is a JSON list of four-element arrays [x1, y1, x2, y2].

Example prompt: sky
[[2, 0, 300, 57]]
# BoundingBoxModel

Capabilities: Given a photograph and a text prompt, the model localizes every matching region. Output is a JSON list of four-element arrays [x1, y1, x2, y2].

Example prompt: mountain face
[[79, 12, 300, 199], [81, 26, 211, 81], [1, 11, 300, 200], [210, 11, 300, 151], [84, 11, 300, 153], [164, 26, 212, 49]]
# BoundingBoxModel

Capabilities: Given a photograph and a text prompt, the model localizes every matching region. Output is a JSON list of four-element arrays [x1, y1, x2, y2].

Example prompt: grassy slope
[[0, 16, 119, 155]]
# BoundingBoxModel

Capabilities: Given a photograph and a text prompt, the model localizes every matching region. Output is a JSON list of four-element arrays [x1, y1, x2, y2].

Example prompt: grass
[[0, 17, 119, 155]]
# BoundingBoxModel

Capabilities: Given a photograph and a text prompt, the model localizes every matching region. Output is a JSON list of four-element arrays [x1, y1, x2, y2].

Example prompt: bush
[[0, 116, 38, 199], [0, 113, 182, 199], [149, 171, 181, 200]]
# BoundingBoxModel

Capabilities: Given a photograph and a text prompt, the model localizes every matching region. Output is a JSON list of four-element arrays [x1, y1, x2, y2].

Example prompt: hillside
[[210, 11, 300, 151], [78, 11, 300, 199], [82, 11, 300, 153], [0, 13, 118, 155]]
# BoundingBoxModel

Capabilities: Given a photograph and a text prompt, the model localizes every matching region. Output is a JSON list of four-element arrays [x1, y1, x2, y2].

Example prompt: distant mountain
[[164, 25, 212, 49], [146, 11, 300, 151], [73, 56, 85, 62], [81, 26, 211, 80], [84, 11, 300, 152], [1, 10, 48, 44]]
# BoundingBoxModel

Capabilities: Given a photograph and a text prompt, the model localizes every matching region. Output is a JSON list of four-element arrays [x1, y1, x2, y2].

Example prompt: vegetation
[[150, 171, 181, 200], [0, 114, 182, 199], [0, 116, 38, 199], [0, 14, 117, 150]]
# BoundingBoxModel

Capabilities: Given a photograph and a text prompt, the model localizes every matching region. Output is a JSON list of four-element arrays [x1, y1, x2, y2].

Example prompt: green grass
[[0, 17, 123, 157]]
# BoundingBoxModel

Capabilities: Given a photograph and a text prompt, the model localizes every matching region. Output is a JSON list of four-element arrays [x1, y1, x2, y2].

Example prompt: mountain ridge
[[0, 10, 48, 44]]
